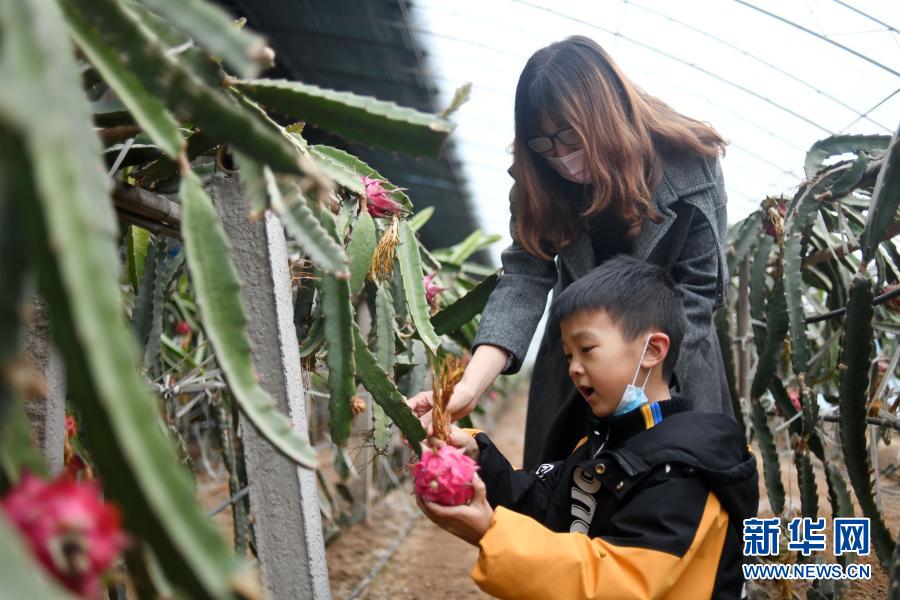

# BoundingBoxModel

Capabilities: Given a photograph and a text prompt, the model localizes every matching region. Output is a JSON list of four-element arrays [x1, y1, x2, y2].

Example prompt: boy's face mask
[[614, 335, 653, 416], [545, 149, 589, 184]]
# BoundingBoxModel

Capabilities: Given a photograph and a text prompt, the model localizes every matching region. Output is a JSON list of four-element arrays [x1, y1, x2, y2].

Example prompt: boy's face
[[560, 310, 658, 417]]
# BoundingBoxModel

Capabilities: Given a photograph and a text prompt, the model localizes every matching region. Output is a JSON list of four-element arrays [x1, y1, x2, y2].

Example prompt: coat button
[[594, 463, 606, 475], [616, 481, 624, 491]]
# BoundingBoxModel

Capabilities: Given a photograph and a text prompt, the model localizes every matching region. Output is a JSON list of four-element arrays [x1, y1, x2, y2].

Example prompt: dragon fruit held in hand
[[412, 445, 478, 506]]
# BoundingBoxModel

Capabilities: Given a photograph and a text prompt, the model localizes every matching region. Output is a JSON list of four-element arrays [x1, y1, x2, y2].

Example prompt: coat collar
[[586, 396, 692, 458], [558, 166, 680, 280]]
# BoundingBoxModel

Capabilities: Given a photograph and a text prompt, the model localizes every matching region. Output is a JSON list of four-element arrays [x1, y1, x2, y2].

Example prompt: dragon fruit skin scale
[[411, 445, 478, 506]]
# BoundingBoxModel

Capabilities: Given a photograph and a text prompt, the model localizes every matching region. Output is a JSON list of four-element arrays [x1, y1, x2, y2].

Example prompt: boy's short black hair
[[550, 255, 686, 378]]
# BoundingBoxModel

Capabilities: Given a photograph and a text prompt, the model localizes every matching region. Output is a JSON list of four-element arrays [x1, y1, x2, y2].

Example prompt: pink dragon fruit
[[65, 415, 78, 438], [361, 176, 404, 218], [1, 473, 128, 598], [175, 320, 191, 336], [411, 445, 479, 506], [423, 273, 445, 309], [882, 283, 900, 313], [761, 197, 787, 243]]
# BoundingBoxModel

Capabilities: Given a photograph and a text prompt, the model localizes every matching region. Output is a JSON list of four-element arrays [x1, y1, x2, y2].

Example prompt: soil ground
[[747, 426, 899, 599]]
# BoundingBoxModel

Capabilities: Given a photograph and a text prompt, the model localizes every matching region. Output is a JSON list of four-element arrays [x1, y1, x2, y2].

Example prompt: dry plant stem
[[116, 212, 181, 240], [112, 182, 182, 238], [100, 125, 143, 144], [368, 215, 400, 281], [430, 355, 464, 443]]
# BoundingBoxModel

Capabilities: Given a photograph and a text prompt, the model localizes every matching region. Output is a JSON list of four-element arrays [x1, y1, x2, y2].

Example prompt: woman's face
[[538, 112, 581, 158]]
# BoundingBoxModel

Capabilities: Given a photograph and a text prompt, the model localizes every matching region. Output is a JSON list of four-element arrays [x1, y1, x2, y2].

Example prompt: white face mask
[[545, 148, 589, 184], [613, 335, 653, 416]]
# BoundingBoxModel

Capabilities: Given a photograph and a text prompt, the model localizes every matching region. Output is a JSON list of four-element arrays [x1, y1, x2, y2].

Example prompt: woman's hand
[[416, 473, 493, 546], [406, 379, 479, 431], [405, 345, 510, 430]]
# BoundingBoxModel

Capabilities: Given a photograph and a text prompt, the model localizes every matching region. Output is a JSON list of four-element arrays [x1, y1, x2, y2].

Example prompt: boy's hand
[[416, 473, 493, 546], [429, 424, 479, 461]]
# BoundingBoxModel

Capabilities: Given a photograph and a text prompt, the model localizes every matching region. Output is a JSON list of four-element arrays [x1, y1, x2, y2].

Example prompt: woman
[[409, 35, 733, 469]]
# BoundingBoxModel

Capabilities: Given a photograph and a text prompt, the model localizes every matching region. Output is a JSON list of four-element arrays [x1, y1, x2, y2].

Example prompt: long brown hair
[[512, 36, 726, 260]]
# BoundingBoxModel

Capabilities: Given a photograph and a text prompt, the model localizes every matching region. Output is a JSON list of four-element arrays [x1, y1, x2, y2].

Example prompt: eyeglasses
[[527, 128, 581, 154]]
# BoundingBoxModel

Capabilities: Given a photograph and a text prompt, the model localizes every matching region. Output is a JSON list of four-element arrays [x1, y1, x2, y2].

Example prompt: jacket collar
[[586, 396, 692, 457]]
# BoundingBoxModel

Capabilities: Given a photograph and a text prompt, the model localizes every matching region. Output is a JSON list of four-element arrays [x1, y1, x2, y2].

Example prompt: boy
[[417, 256, 758, 599]]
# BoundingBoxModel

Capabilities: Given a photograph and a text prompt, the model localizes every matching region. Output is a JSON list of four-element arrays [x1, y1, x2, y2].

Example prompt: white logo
[[570, 467, 601, 534], [535, 463, 555, 479]]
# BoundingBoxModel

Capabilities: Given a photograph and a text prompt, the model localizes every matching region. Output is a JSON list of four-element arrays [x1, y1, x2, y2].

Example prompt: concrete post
[[23, 297, 66, 475], [210, 175, 330, 600]]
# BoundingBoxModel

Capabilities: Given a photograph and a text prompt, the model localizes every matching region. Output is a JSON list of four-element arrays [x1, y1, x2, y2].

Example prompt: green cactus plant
[[0, 0, 501, 592], [725, 129, 900, 585], [837, 274, 895, 568], [860, 124, 900, 267], [233, 79, 456, 157]]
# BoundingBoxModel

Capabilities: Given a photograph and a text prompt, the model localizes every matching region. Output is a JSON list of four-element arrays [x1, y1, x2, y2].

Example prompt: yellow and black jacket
[[471, 398, 758, 599]]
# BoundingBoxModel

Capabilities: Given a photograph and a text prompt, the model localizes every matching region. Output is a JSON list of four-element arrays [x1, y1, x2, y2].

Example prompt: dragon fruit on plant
[[174, 320, 191, 336], [63, 415, 89, 478], [411, 444, 478, 506], [361, 176, 405, 218], [423, 273, 445, 309], [882, 283, 900, 313], [65, 415, 78, 438], [1, 473, 128, 598], [761, 196, 787, 243]]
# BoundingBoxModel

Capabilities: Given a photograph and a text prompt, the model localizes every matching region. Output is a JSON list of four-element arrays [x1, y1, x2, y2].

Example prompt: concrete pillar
[[23, 297, 66, 474], [210, 175, 330, 600]]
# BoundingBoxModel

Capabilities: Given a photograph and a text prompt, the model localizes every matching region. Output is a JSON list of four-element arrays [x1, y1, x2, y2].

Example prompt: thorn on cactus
[[1, 473, 128, 598]]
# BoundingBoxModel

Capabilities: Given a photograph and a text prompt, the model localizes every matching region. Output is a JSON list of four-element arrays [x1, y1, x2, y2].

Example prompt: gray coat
[[473, 150, 733, 469]]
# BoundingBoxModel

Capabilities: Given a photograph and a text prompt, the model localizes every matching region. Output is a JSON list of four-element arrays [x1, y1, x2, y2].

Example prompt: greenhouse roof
[[218, 0, 899, 265], [218, 0, 485, 261]]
